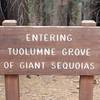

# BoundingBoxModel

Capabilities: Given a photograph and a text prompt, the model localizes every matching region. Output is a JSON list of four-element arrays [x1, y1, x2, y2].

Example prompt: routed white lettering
[[62, 48, 91, 56]]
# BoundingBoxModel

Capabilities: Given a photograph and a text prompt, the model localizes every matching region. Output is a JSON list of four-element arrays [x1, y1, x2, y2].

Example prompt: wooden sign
[[0, 26, 100, 75]]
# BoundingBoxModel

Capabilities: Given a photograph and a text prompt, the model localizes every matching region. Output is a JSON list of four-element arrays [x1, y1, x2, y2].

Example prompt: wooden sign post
[[0, 20, 100, 100], [2, 20, 20, 100], [79, 20, 96, 100]]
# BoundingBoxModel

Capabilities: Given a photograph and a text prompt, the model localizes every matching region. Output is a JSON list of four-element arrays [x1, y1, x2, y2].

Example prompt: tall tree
[[32, 0, 70, 26], [90, 0, 100, 25], [68, 0, 82, 25], [81, 0, 91, 20], [30, 0, 82, 26]]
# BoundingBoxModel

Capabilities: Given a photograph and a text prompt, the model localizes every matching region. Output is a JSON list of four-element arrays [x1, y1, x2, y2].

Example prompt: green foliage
[[28, 0, 35, 17], [68, 0, 81, 25], [27, 0, 94, 25]]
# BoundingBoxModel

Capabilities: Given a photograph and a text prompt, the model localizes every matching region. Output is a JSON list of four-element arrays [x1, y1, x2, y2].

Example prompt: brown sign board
[[0, 26, 100, 75]]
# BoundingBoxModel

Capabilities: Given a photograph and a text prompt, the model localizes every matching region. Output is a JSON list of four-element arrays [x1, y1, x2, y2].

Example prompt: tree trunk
[[90, 0, 100, 26], [32, 0, 70, 26], [68, 0, 82, 25], [81, 0, 91, 20], [57, 0, 69, 26]]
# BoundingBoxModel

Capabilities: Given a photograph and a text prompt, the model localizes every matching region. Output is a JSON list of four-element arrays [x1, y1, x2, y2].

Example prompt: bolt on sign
[[0, 26, 100, 75]]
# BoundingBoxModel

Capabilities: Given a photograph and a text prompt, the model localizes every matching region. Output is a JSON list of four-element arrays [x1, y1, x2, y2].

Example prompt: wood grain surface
[[0, 26, 100, 75]]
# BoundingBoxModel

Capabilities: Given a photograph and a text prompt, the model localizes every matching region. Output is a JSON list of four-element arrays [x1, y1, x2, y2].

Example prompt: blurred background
[[0, 0, 99, 26]]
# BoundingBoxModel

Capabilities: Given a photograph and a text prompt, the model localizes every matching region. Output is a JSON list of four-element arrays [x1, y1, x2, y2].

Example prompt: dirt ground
[[0, 75, 100, 100]]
